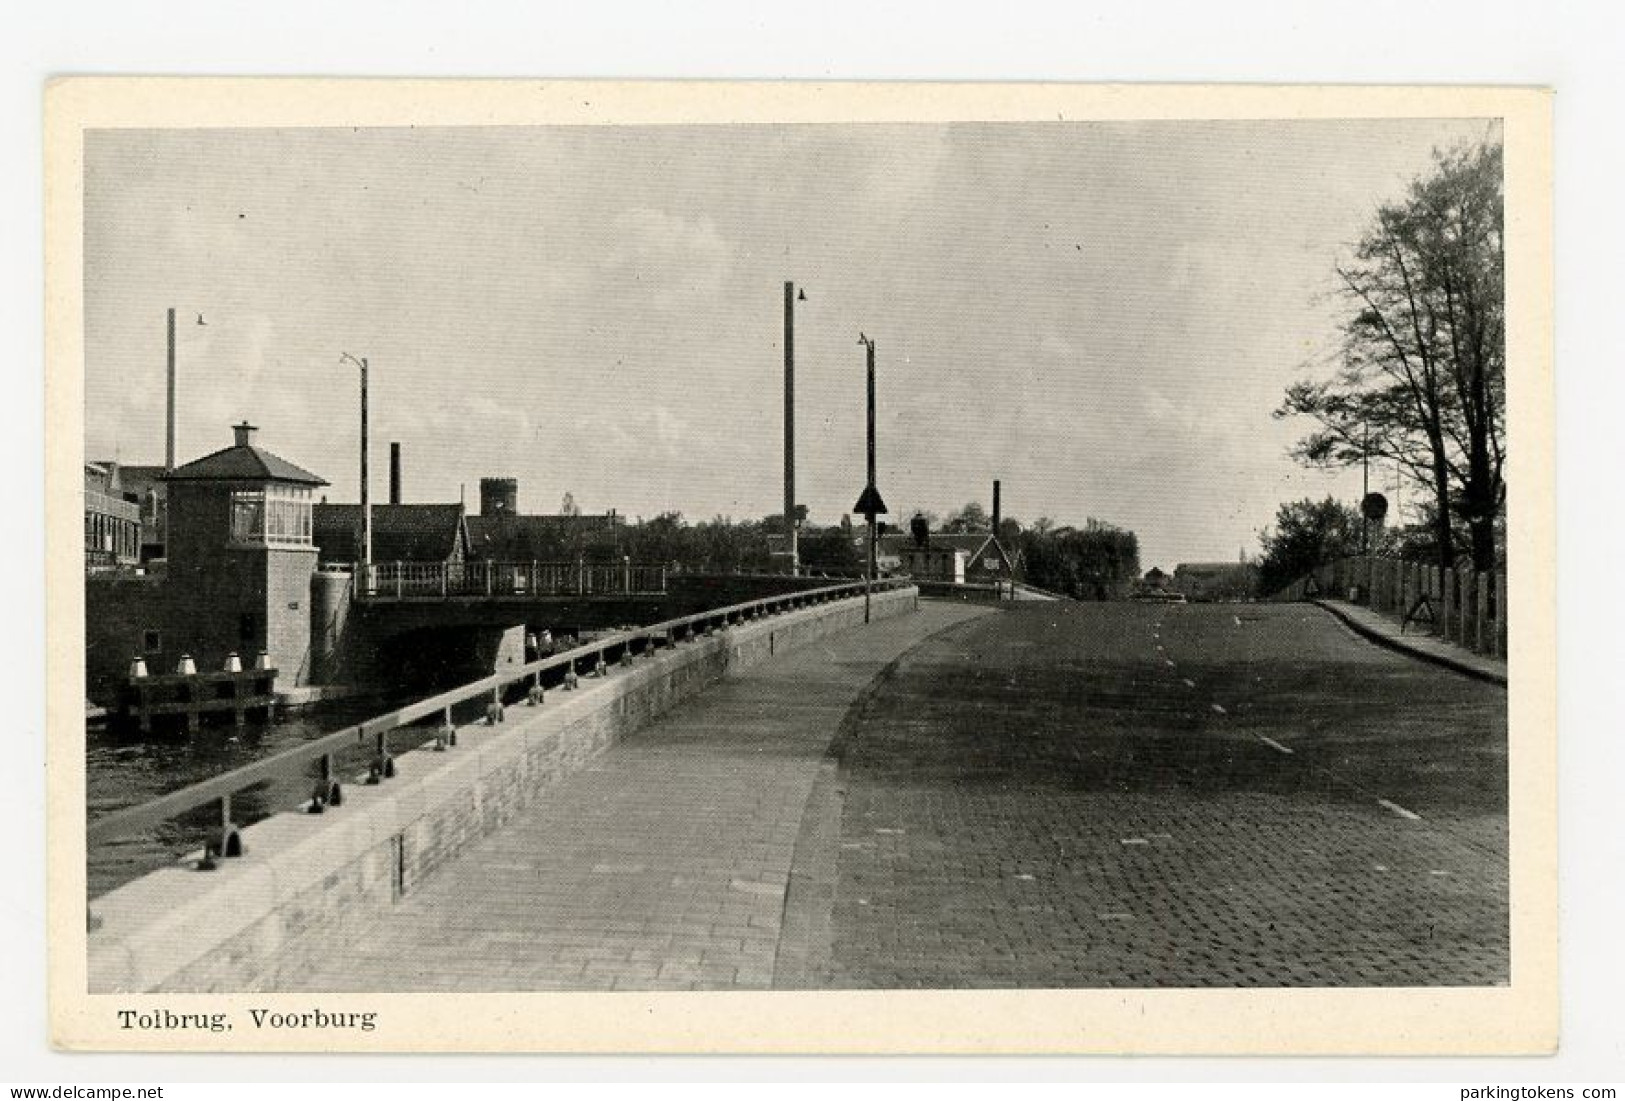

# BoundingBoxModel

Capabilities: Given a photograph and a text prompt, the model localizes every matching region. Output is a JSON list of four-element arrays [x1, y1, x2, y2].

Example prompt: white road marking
[[1120, 837, 1149, 845], [1373, 864, 1389, 872], [1098, 912, 1134, 921], [1015, 873, 1036, 881], [874, 827, 905, 835], [1163, 659, 1177, 668], [1233, 615, 1243, 626], [730, 878, 785, 897], [1210, 703, 1227, 715], [1258, 736, 1294, 755], [1376, 798, 1423, 821], [1181, 678, 1196, 688], [1429, 869, 1451, 877]]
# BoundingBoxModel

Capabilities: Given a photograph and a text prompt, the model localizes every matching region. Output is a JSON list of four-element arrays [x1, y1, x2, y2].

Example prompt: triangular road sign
[[853, 485, 888, 518]]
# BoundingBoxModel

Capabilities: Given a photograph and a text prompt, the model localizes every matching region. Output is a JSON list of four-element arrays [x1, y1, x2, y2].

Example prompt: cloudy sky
[[83, 118, 1497, 570]]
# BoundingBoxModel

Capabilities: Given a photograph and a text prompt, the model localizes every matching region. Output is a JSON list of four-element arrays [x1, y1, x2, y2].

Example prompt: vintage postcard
[[45, 79, 1554, 1053]]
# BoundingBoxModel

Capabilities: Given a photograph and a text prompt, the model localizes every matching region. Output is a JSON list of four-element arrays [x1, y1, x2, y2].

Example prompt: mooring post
[[368, 728, 393, 783], [309, 751, 337, 812]]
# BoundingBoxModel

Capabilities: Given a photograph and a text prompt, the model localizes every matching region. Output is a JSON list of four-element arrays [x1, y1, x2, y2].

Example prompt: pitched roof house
[[313, 503, 470, 565], [877, 531, 1017, 579]]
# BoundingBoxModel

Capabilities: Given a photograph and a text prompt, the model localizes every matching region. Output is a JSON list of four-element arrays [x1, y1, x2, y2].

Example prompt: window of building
[[230, 485, 313, 546], [142, 629, 161, 652], [238, 613, 259, 646]]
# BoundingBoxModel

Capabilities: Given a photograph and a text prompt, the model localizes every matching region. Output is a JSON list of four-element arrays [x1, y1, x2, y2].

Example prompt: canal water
[[85, 696, 445, 900], [86, 631, 619, 900]]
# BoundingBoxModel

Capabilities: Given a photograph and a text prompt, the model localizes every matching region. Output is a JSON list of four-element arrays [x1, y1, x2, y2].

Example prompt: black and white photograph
[[45, 80, 1555, 1054]]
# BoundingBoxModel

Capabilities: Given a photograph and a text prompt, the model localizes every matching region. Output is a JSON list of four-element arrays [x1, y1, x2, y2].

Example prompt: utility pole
[[1363, 422, 1372, 605], [853, 334, 887, 624], [783, 281, 798, 576], [165, 308, 177, 472], [867, 335, 877, 590], [340, 353, 372, 579], [1361, 422, 1370, 554]]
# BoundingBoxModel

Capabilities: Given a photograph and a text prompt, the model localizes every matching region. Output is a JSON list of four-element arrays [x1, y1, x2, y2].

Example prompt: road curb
[[1307, 599, 1507, 688]]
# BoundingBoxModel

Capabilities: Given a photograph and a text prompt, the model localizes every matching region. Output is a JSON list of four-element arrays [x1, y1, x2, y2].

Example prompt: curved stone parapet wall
[[88, 586, 918, 993]]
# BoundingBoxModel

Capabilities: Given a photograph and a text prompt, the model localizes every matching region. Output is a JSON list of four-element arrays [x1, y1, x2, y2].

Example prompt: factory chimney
[[992, 479, 1001, 535], [389, 442, 402, 505]]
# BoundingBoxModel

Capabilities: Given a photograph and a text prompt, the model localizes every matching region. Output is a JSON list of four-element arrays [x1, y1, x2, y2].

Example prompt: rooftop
[[163, 423, 326, 486], [313, 503, 467, 564]]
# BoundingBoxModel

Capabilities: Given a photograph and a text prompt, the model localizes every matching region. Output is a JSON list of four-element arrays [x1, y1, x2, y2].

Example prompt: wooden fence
[[1289, 556, 1507, 660]]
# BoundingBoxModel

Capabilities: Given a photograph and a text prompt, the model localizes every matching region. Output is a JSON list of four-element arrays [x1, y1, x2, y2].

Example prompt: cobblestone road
[[817, 600, 1508, 988]]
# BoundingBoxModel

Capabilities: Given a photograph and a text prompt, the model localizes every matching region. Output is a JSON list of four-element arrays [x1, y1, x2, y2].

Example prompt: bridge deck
[[285, 600, 992, 992]]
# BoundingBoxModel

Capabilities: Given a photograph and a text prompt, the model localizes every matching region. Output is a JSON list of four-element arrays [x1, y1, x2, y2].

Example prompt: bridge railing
[[357, 560, 668, 601], [85, 578, 916, 877]]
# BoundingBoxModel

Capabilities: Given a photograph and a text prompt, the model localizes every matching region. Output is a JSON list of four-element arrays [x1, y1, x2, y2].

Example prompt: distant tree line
[[1013, 517, 1141, 600], [546, 495, 1141, 598]]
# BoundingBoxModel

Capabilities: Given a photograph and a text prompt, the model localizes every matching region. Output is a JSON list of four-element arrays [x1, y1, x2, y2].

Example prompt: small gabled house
[[878, 531, 1017, 584]]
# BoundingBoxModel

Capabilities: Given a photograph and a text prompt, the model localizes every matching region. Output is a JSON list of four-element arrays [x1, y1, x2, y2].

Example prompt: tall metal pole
[[783, 281, 798, 575], [360, 356, 371, 569], [341, 352, 372, 578], [1363, 422, 1373, 606], [1361, 422, 1370, 554], [165, 308, 176, 472], [865, 337, 876, 623]]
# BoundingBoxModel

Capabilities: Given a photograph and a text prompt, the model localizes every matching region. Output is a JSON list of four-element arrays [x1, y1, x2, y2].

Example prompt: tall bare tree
[[1279, 140, 1505, 572]]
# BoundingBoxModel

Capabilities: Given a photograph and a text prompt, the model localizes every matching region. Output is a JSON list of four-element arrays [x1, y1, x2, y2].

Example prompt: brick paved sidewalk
[[1311, 598, 1508, 686], [284, 600, 991, 992]]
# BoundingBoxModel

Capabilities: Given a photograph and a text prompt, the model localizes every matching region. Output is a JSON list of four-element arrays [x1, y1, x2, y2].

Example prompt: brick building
[[85, 422, 327, 703]]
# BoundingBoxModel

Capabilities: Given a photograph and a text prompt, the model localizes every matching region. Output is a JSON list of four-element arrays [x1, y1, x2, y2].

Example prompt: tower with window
[[161, 422, 328, 683]]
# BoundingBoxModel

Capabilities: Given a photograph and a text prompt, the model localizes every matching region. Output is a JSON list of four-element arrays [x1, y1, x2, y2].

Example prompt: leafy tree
[[1255, 497, 1368, 596], [1017, 520, 1140, 599], [799, 524, 862, 574], [942, 501, 991, 533], [1278, 140, 1505, 571]]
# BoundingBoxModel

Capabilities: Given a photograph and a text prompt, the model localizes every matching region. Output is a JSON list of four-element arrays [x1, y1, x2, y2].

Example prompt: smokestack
[[992, 479, 1001, 534], [389, 442, 402, 505], [165, 308, 176, 471]]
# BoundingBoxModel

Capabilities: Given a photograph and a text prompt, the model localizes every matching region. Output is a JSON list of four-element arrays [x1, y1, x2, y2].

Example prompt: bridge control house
[[84, 422, 327, 709], [85, 422, 669, 719]]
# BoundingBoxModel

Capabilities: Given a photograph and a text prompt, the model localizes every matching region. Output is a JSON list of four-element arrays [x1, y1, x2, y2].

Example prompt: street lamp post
[[853, 333, 887, 624], [339, 352, 371, 585], [783, 281, 799, 576]]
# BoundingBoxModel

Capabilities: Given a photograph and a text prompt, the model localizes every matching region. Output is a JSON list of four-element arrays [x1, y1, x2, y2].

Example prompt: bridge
[[314, 563, 846, 695], [354, 560, 667, 602], [86, 579, 1509, 1000]]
